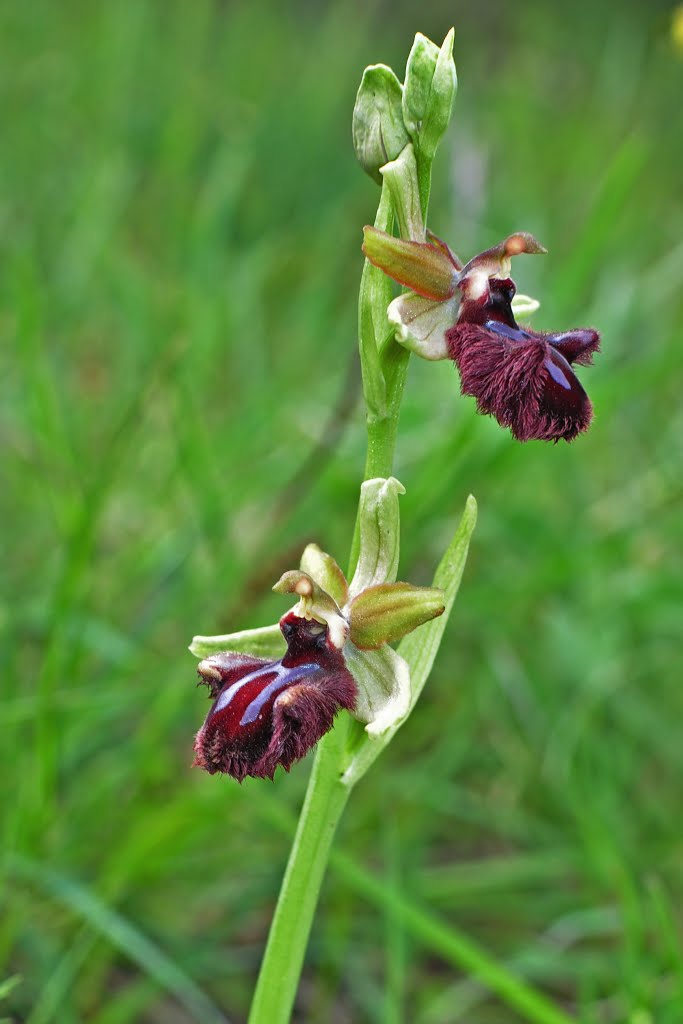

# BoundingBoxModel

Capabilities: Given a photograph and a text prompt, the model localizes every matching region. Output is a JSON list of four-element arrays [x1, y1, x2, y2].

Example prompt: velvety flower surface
[[448, 265, 600, 442], [363, 227, 600, 442], [194, 612, 356, 781]]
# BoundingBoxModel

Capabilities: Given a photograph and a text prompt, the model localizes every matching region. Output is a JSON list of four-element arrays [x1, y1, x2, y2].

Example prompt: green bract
[[380, 144, 425, 242], [349, 477, 404, 595]]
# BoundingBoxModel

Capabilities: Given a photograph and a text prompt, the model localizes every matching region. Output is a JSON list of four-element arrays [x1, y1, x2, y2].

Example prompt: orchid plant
[[188, 29, 599, 1024]]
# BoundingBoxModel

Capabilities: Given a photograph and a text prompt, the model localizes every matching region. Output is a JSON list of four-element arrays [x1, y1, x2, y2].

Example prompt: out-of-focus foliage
[[1, 1, 682, 1021]]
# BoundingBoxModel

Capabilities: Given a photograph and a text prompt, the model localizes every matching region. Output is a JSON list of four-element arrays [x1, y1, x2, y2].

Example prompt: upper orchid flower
[[363, 226, 600, 442], [190, 479, 445, 781]]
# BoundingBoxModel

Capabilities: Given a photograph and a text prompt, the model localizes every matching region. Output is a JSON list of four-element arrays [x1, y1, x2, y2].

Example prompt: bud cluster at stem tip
[[352, 29, 456, 187]]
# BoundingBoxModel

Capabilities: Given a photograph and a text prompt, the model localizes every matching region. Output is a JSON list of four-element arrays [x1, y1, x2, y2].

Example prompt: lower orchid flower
[[194, 610, 357, 781], [191, 478, 445, 781], [363, 226, 600, 442]]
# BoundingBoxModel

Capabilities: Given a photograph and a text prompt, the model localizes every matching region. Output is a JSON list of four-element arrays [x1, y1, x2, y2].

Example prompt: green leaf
[[189, 623, 285, 660], [8, 857, 227, 1024], [398, 494, 477, 706], [352, 64, 410, 184], [348, 582, 444, 649], [0, 976, 21, 1001]]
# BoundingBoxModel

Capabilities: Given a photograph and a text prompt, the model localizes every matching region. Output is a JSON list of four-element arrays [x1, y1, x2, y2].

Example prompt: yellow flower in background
[[672, 4, 683, 52]]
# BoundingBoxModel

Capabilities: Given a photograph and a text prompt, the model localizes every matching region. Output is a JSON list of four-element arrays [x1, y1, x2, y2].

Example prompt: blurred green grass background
[[2, 0, 683, 1021]]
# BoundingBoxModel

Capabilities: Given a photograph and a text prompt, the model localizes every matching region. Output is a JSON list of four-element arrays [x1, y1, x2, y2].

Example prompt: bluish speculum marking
[[213, 664, 277, 714], [485, 320, 529, 343], [545, 357, 571, 389], [240, 663, 319, 725]]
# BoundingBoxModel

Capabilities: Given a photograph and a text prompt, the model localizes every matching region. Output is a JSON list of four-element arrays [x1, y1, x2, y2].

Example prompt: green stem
[[249, 152, 415, 1024], [247, 718, 351, 1024], [365, 338, 410, 477]]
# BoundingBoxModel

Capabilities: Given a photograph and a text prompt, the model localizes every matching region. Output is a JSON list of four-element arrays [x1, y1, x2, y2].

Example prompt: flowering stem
[[248, 178, 411, 1024]]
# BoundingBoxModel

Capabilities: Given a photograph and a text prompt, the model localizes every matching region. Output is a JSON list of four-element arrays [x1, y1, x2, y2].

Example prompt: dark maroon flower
[[193, 612, 357, 781], [362, 227, 601, 442], [448, 264, 600, 442]]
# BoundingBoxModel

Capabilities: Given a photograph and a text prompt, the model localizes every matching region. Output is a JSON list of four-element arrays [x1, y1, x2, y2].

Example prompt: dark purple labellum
[[193, 613, 356, 781], [447, 277, 600, 442]]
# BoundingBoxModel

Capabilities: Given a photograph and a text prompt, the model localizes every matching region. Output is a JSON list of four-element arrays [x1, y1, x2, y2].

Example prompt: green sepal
[[362, 227, 459, 301], [348, 582, 445, 649], [299, 544, 349, 608], [352, 64, 410, 185], [189, 623, 285, 660], [349, 477, 405, 598]]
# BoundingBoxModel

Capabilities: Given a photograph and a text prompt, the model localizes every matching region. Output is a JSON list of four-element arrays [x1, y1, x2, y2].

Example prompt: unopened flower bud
[[402, 29, 457, 163], [402, 33, 440, 136], [353, 64, 410, 184]]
